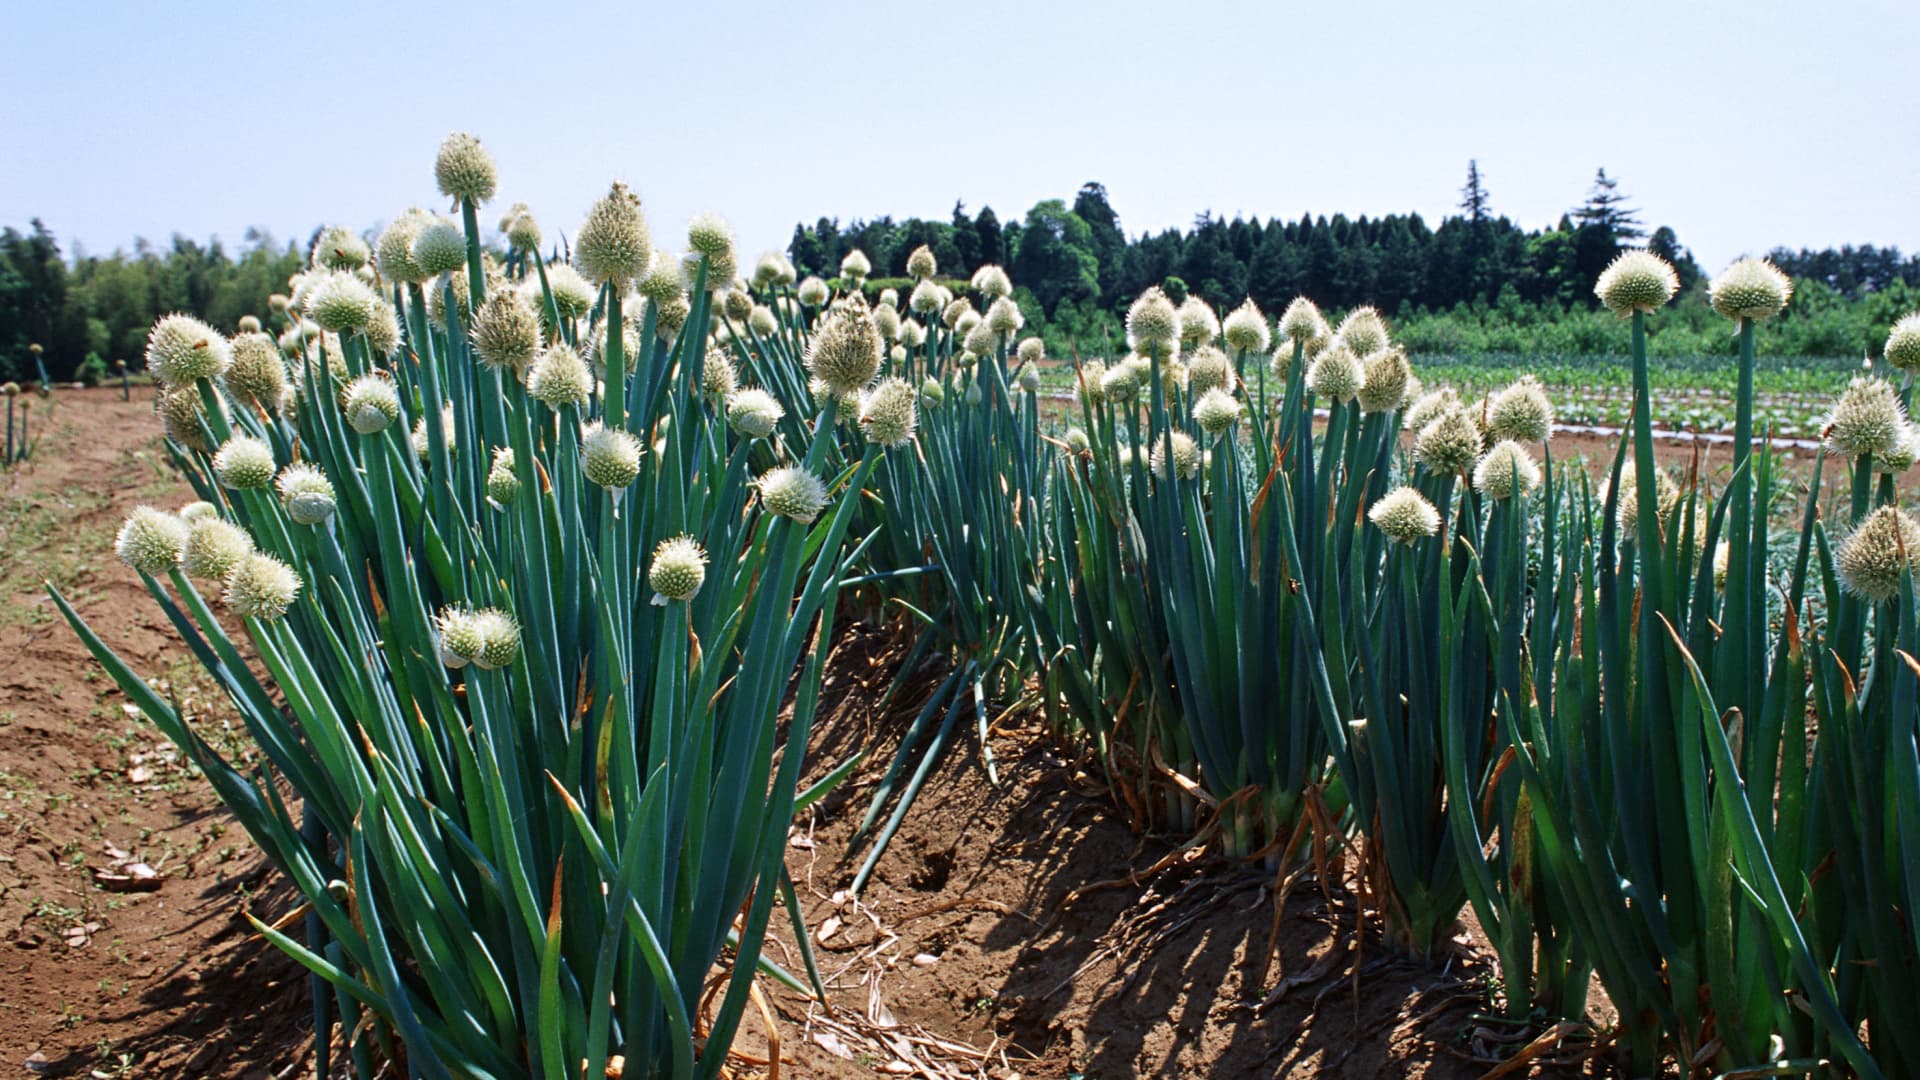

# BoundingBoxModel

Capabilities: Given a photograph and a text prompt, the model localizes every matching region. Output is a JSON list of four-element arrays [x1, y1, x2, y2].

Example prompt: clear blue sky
[[3, 1, 1916, 277]]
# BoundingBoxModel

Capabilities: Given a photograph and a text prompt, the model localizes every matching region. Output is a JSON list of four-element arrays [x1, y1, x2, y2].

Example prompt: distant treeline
[[785, 167, 1920, 361], [6, 164, 1918, 382], [0, 220, 301, 382]]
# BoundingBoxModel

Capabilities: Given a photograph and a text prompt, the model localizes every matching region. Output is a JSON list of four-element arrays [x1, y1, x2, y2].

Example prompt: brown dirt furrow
[[0, 387, 310, 1078]]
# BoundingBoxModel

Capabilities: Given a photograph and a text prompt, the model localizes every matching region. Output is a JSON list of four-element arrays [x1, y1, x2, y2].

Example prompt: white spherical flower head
[[1334, 307, 1389, 357], [505, 211, 542, 254], [435, 132, 497, 205], [756, 465, 830, 524], [939, 296, 972, 331], [213, 434, 276, 490], [1473, 440, 1541, 501], [115, 506, 188, 574], [227, 332, 289, 411], [1186, 346, 1233, 400], [1064, 427, 1091, 454], [1015, 337, 1046, 366], [542, 263, 597, 321], [753, 250, 796, 289], [1883, 312, 1920, 372], [342, 375, 401, 434], [1222, 300, 1271, 355], [179, 501, 219, 525], [277, 462, 338, 525], [1177, 296, 1220, 351], [1306, 343, 1363, 403], [182, 517, 255, 580], [434, 607, 483, 669], [410, 217, 469, 278], [1074, 360, 1108, 405], [376, 212, 430, 283], [1595, 250, 1679, 316], [1017, 362, 1043, 393], [687, 210, 737, 270], [287, 270, 318, 312], [805, 294, 884, 396], [648, 534, 709, 605], [1269, 342, 1298, 382], [1278, 297, 1327, 345], [1878, 422, 1920, 474], [859, 376, 919, 448], [1369, 486, 1441, 545], [1356, 347, 1414, 414], [1149, 430, 1201, 480], [639, 295, 685, 344], [305, 270, 377, 334], [720, 287, 754, 324], [527, 344, 592, 409], [1404, 387, 1461, 434], [906, 245, 938, 281], [747, 304, 780, 338], [1836, 505, 1920, 602], [466, 608, 520, 670], [1825, 376, 1906, 459], [954, 310, 982, 341], [971, 264, 1012, 299], [1416, 406, 1485, 474], [580, 421, 643, 489], [1709, 257, 1793, 323], [159, 384, 221, 451], [313, 225, 370, 271], [870, 302, 901, 343], [575, 181, 651, 287], [1487, 376, 1556, 443], [470, 291, 543, 373], [434, 605, 507, 668], [796, 276, 831, 307], [1612, 464, 1682, 538], [146, 314, 232, 385], [840, 249, 872, 282], [963, 320, 999, 359], [1100, 362, 1141, 403], [638, 250, 687, 305], [486, 447, 519, 506], [909, 279, 945, 315], [726, 387, 785, 440], [702, 344, 739, 400], [365, 297, 402, 358], [224, 552, 302, 620], [1126, 287, 1180, 354], [986, 296, 1024, 337], [1193, 387, 1244, 437]]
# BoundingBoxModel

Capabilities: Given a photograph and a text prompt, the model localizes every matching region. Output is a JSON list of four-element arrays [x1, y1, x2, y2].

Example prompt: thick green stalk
[[460, 198, 486, 313], [1719, 318, 1757, 721], [605, 287, 626, 431]]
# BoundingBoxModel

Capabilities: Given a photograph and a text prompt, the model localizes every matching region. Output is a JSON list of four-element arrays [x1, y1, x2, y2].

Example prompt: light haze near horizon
[[3, 0, 1916, 278]]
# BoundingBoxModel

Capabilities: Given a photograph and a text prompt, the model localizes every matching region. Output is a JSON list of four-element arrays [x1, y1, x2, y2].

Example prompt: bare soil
[[752, 630, 1597, 1079], [0, 387, 311, 1077]]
